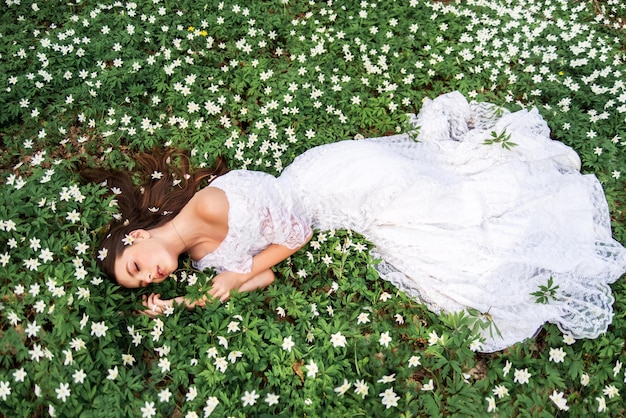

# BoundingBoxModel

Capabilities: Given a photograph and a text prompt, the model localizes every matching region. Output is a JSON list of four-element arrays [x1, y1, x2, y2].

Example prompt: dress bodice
[[191, 170, 311, 273]]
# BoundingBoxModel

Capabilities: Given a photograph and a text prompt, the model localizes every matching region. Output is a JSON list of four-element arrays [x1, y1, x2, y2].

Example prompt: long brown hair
[[81, 149, 228, 281]]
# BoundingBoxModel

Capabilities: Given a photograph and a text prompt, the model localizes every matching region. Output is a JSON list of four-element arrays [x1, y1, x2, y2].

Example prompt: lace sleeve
[[261, 207, 312, 249]]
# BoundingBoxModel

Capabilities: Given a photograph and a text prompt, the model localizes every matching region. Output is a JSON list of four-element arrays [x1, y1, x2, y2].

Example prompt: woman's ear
[[129, 229, 151, 240]]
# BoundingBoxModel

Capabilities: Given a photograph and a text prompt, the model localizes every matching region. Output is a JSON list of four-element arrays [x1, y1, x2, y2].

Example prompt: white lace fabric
[[194, 91, 626, 352], [192, 170, 312, 274]]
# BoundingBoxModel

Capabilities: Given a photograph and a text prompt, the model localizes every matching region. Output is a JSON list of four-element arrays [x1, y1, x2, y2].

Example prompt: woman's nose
[[146, 272, 153, 283]]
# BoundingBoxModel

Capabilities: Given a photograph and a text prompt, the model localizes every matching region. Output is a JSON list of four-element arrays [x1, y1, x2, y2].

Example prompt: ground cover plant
[[1, 0, 626, 416]]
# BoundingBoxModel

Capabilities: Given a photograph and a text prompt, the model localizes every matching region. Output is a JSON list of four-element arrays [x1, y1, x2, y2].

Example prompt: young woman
[[85, 92, 626, 352]]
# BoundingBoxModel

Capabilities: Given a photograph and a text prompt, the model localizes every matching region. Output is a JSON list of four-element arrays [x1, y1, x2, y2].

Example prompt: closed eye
[[134, 263, 145, 287]]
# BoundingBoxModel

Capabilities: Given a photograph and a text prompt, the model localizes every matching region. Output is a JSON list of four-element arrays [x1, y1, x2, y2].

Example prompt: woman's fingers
[[140, 293, 164, 316], [208, 286, 230, 303]]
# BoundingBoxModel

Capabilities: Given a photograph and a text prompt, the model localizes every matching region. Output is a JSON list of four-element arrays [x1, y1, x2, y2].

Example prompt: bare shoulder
[[190, 186, 229, 224]]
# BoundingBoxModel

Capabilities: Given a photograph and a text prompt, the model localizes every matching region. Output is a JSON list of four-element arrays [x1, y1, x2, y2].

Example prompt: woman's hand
[[206, 269, 276, 303], [208, 271, 248, 303], [141, 293, 175, 317]]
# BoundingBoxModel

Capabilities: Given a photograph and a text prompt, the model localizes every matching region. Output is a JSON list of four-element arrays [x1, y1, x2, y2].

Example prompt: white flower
[[378, 374, 396, 384], [563, 334, 576, 345], [55, 383, 71, 402], [158, 388, 172, 403], [23, 258, 41, 271], [603, 384, 619, 399], [580, 373, 590, 386], [204, 397, 219, 416], [0, 381, 11, 401], [408, 355, 421, 367], [13, 368, 26, 382], [330, 332, 347, 348], [227, 321, 240, 333], [613, 360, 622, 377], [107, 366, 118, 380], [241, 390, 260, 407], [379, 291, 392, 301], [357, 312, 370, 324], [214, 357, 228, 373], [379, 388, 399, 409], [90, 321, 109, 337], [334, 379, 351, 396], [228, 351, 243, 363], [122, 234, 135, 246], [513, 368, 531, 385], [549, 390, 569, 411], [549, 347, 566, 363], [346, 379, 366, 400], [0, 253, 10, 267], [158, 357, 171, 373], [502, 361, 512, 376], [26, 320, 41, 338], [265, 393, 279, 406], [379, 331, 392, 347], [140, 401, 156, 418], [469, 339, 482, 352], [428, 331, 440, 346], [597, 396, 607, 413], [63, 349, 74, 366], [422, 379, 434, 391], [66, 210, 81, 223], [206, 347, 218, 358], [217, 336, 228, 349], [486, 396, 496, 413], [70, 337, 86, 351], [492, 384, 509, 399], [306, 359, 318, 378], [186, 386, 198, 402], [72, 369, 87, 384], [282, 336, 295, 352]]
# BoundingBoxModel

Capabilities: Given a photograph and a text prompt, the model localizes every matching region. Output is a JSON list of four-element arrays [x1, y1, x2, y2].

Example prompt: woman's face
[[113, 230, 178, 288]]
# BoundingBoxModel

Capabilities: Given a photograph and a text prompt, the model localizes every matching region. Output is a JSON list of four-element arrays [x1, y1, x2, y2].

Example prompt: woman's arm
[[141, 236, 311, 315], [207, 235, 312, 302]]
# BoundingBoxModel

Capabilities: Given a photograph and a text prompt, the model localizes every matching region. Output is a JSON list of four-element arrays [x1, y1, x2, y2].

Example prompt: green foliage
[[483, 130, 518, 150], [1, 0, 625, 416], [531, 277, 560, 305]]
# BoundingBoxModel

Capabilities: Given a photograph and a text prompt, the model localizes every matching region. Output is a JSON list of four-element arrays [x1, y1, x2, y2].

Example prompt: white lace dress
[[194, 92, 626, 352]]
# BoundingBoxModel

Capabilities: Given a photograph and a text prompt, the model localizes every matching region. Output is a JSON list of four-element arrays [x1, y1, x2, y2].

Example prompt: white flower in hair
[[111, 187, 122, 195], [98, 248, 108, 261], [151, 171, 163, 179], [148, 207, 159, 213], [122, 234, 135, 246]]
